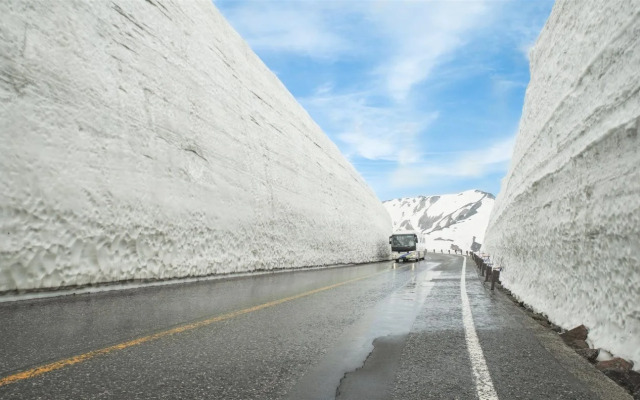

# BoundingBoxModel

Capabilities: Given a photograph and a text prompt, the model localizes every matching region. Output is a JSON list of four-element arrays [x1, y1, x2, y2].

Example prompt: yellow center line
[[0, 265, 400, 387]]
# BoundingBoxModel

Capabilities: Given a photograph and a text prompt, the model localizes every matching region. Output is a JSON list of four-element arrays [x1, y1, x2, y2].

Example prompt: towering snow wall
[[0, 0, 391, 293], [484, 0, 640, 367]]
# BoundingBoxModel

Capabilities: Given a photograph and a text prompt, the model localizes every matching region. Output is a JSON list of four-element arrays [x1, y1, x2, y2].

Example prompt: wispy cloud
[[215, 0, 555, 199], [389, 135, 516, 188], [366, 1, 492, 102], [302, 87, 438, 164], [216, 2, 355, 59], [338, 115, 437, 165], [292, 1, 500, 166], [217, 1, 496, 94]]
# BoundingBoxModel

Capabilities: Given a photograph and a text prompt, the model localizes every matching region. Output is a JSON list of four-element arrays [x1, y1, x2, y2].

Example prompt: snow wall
[[0, 0, 392, 293], [484, 0, 640, 368]]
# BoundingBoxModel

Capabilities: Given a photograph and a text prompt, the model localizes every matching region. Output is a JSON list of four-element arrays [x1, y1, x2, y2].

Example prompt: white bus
[[389, 231, 426, 262]]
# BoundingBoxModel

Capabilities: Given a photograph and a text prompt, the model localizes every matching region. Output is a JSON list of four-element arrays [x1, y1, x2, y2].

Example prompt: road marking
[[0, 267, 395, 387], [460, 256, 499, 400]]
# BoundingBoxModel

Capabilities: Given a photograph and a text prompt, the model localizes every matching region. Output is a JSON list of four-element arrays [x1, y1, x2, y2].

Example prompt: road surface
[[0, 255, 630, 399]]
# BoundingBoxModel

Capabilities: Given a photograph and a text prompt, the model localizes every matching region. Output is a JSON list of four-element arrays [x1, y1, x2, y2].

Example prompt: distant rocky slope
[[383, 190, 494, 252]]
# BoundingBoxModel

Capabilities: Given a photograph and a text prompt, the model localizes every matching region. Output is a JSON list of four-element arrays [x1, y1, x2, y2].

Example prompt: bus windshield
[[391, 234, 416, 248]]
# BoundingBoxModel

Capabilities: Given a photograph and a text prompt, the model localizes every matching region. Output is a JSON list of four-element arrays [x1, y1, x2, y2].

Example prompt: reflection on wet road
[[291, 262, 439, 399], [0, 255, 629, 399]]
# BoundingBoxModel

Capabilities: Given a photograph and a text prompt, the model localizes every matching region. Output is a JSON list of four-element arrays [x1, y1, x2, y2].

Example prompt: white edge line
[[460, 256, 499, 400]]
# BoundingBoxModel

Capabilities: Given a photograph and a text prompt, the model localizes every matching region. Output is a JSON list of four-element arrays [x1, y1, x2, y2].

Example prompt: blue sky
[[214, 0, 555, 201]]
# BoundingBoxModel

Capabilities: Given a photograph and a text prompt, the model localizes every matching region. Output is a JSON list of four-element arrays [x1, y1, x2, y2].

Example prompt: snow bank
[[384, 190, 494, 252], [484, 0, 640, 368], [0, 0, 391, 293]]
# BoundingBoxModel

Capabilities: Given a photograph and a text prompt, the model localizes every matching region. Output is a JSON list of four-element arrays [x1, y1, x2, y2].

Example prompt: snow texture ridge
[[383, 190, 494, 252], [484, 0, 640, 369], [0, 0, 391, 293]]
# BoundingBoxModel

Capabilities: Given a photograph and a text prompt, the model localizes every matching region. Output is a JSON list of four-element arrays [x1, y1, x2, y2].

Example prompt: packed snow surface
[[0, 0, 391, 293], [384, 190, 494, 252], [484, 0, 640, 369]]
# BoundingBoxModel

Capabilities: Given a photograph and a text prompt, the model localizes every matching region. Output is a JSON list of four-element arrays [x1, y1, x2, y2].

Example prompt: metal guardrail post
[[491, 269, 498, 290]]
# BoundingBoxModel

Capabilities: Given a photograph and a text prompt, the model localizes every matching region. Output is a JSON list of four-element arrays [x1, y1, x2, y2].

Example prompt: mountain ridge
[[383, 189, 495, 252]]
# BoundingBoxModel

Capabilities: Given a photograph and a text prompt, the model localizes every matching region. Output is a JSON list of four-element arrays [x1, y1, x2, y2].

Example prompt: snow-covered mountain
[[383, 190, 494, 253]]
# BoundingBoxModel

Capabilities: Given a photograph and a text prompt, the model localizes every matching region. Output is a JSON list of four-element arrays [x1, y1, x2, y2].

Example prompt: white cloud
[[389, 135, 516, 188], [218, 1, 496, 86], [491, 76, 526, 98], [366, 1, 492, 102], [519, 40, 536, 61], [501, 0, 555, 62], [215, 0, 554, 197], [302, 88, 439, 164], [217, 2, 354, 59]]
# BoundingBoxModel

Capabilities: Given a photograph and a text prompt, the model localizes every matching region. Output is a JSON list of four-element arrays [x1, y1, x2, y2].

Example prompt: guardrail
[[470, 253, 501, 290]]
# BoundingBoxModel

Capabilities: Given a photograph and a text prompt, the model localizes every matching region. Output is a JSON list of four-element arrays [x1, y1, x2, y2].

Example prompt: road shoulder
[[477, 271, 632, 400]]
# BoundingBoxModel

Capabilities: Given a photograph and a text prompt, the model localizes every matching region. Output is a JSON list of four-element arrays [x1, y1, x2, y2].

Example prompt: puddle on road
[[286, 262, 442, 400], [336, 334, 407, 400]]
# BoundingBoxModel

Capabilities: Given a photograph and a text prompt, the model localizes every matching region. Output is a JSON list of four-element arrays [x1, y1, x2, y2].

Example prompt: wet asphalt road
[[0, 255, 630, 399]]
